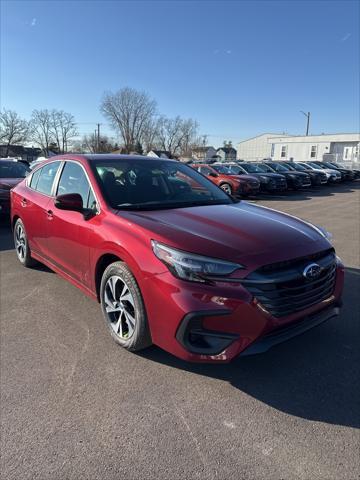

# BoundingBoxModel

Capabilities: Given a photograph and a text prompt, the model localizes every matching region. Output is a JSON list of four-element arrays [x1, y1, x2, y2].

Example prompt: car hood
[[282, 171, 309, 177], [250, 172, 285, 179], [320, 168, 341, 176], [118, 202, 330, 273], [0, 178, 23, 190], [233, 174, 259, 183]]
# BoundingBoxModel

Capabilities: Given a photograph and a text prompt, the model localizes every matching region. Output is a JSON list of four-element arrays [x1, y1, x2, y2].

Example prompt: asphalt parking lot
[[1, 182, 359, 480]]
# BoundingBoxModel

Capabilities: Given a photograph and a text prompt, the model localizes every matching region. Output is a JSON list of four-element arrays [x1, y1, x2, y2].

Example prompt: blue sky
[[1, 0, 359, 146]]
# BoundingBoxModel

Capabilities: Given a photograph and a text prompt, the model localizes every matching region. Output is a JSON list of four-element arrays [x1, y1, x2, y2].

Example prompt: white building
[[269, 133, 360, 166], [191, 146, 217, 162], [216, 147, 237, 162], [237, 132, 360, 166], [147, 150, 171, 159], [237, 133, 288, 161]]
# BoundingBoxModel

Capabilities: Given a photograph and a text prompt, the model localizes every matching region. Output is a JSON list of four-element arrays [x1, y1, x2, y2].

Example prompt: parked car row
[[190, 160, 359, 196]]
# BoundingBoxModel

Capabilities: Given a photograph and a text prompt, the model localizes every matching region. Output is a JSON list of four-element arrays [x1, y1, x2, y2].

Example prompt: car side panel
[[11, 181, 51, 257]]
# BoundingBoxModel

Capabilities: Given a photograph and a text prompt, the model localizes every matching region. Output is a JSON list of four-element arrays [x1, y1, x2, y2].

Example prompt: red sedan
[[10, 154, 344, 362], [192, 163, 260, 196]]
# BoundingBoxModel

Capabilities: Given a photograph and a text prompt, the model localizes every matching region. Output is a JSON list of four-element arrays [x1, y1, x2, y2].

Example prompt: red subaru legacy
[[10, 155, 344, 362]]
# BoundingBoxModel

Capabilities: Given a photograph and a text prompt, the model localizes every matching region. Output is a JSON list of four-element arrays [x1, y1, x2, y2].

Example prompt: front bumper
[[263, 182, 287, 192], [241, 304, 340, 355], [238, 183, 260, 196], [329, 175, 342, 182], [143, 260, 344, 363]]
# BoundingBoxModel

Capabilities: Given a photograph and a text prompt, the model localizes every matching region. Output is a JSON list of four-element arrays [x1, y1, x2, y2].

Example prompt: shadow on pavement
[[141, 267, 360, 429]]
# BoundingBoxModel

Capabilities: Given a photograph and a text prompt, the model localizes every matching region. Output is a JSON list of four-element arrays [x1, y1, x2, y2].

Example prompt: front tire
[[14, 219, 36, 268], [220, 183, 233, 195], [100, 261, 152, 352]]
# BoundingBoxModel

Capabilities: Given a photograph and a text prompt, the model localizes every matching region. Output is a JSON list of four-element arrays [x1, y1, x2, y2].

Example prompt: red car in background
[[0, 159, 30, 217], [192, 163, 260, 197]]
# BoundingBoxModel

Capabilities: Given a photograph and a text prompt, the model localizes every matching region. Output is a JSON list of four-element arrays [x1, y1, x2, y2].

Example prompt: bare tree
[[155, 116, 199, 156], [73, 133, 117, 153], [29, 109, 54, 155], [50, 110, 78, 153], [0, 109, 29, 156], [141, 116, 162, 153], [101, 87, 157, 153]]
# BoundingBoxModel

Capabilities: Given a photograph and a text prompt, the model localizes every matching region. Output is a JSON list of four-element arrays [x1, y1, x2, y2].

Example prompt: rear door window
[[36, 162, 61, 195], [29, 168, 41, 189]]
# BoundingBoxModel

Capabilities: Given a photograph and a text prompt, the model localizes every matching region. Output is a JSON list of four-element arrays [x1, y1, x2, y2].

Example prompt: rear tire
[[14, 219, 37, 268], [100, 261, 152, 352]]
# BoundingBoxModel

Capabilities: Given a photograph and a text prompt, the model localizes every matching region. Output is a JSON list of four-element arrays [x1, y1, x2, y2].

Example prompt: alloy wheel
[[221, 184, 232, 195], [15, 223, 26, 261], [103, 275, 136, 339]]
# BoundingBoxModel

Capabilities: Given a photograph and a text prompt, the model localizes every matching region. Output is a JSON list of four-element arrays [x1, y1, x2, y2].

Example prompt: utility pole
[[300, 111, 311, 136], [97, 123, 101, 152]]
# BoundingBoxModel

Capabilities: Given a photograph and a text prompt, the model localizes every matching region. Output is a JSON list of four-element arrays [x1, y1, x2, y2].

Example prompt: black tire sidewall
[[14, 219, 34, 267]]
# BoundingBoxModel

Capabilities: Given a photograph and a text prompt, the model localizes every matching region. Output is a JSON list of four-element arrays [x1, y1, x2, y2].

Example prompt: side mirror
[[55, 193, 83, 213], [209, 172, 218, 178]]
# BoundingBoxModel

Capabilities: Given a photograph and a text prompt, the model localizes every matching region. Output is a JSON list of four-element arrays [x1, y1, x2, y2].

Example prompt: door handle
[[47, 210, 53, 220], [21, 198, 27, 207]]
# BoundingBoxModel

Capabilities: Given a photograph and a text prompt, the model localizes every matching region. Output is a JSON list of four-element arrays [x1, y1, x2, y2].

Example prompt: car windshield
[[308, 162, 324, 169], [288, 163, 306, 171], [240, 163, 263, 173], [91, 158, 235, 210], [255, 163, 275, 173], [0, 161, 30, 178], [212, 164, 230, 174], [282, 163, 296, 171], [227, 164, 246, 174], [324, 162, 338, 169], [268, 163, 288, 172]]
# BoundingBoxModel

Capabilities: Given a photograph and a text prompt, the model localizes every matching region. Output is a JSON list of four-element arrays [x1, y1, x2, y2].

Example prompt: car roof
[[84, 154, 178, 162], [37, 154, 179, 164], [0, 158, 26, 165]]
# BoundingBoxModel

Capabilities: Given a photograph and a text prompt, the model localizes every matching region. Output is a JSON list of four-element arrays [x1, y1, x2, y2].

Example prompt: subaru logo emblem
[[303, 263, 322, 280]]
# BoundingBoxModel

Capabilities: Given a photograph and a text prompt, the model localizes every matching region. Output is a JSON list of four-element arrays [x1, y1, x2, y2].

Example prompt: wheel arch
[[94, 253, 123, 302], [12, 215, 20, 230]]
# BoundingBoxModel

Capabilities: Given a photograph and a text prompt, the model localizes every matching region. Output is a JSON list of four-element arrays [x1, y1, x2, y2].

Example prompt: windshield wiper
[[116, 199, 236, 211]]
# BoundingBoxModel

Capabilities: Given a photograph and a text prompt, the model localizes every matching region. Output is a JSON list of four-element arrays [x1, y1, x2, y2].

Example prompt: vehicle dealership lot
[[1, 184, 359, 480]]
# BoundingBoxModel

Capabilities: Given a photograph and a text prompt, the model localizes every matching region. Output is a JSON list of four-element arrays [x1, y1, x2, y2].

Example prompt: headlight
[[152, 240, 244, 283], [260, 176, 269, 182]]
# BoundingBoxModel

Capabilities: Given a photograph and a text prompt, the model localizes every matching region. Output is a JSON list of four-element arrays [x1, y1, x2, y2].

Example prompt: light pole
[[300, 111, 311, 136]]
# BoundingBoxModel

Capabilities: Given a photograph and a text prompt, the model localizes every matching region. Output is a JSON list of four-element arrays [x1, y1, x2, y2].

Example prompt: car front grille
[[241, 249, 337, 318]]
